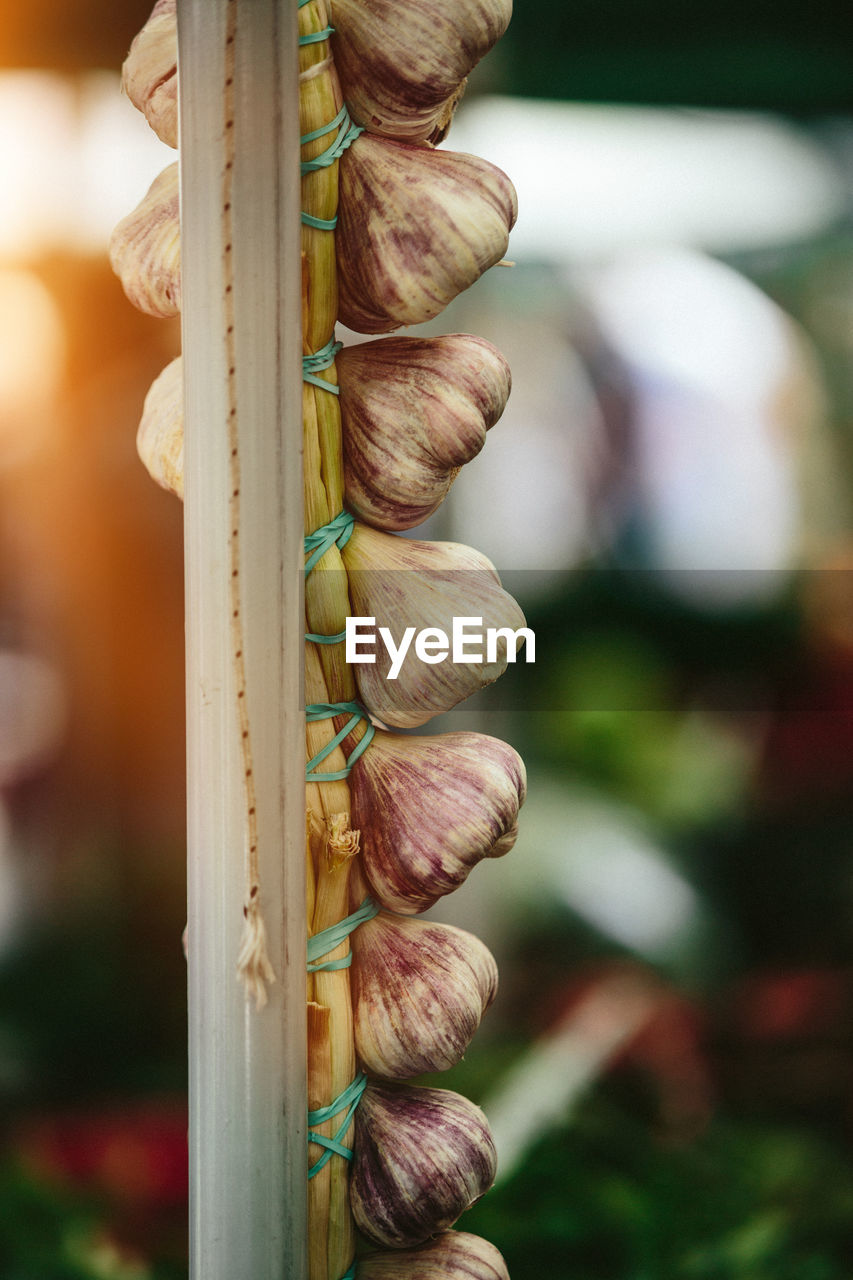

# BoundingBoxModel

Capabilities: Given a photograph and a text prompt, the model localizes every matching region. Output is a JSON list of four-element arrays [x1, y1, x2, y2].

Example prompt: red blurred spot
[[14, 1098, 188, 1206]]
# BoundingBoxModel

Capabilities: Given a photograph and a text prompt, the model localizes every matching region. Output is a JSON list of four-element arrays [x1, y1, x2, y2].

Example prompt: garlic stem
[[299, 6, 362, 1275]]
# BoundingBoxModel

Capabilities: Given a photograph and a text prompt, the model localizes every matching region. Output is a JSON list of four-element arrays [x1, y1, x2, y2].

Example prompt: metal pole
[[179, 2, 306, 1276]]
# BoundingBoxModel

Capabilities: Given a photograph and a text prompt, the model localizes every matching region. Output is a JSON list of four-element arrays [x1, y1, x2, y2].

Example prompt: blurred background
[[1, 2, 853, 1276]]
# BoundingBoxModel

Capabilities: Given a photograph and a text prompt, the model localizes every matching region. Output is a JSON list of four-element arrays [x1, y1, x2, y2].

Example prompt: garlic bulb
[[339, 334, 510, 530], [350, 729, 525, 913], [342, 525, 528, 728], [337, 135, 517, 334], [358, 1233, 509, 1280], [331, 0, 512, 144], [137, 356, 183, 498], [351, 911, 497, 1077], [352, 1083, 497, 1248], [122, 0, 178, 148], [109, 163, 180, 319], [132, 333, 509, 523]]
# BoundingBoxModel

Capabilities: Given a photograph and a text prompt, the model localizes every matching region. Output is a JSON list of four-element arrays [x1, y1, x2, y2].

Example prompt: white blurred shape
[[589, 248, 794, 409], [0, 70, 173, 258], [433, 773, 703, 967], [446, 98, 845, 259], [76, 70, 176, 254], [0, 74, 79, 257], [585, 249, 809, 601], [0, 267, 66, 466], [447, 335, 604, 577], [483, 971, 663, 1183], [562, 816, 697, 950]]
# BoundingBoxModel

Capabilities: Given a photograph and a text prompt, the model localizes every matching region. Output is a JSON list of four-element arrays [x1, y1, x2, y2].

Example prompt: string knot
[[307, 1072, 368, 1178], [307, 897, 379, 972], [303, 337, 342, 395], [304, 509, 355, 574], [305, 701, 374, 782]]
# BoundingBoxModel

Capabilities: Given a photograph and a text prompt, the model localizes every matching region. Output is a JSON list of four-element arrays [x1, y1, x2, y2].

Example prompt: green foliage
[[0, 1165, 148, 1280], [462, 1099, 853, 1279], [0, 889, 186, 1108], [493, 0, 853, 111]]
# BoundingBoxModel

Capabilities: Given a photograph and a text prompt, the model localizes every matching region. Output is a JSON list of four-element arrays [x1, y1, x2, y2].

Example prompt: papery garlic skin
[[337, 135, 517, 334], [109, 163, 180, 319], [122, 0, 178, 148], [352, 1084, 497, 1248], [136, 334, 510, 525], [342, 525, 528, 728], [351, 912, 498, 1077], [331, 0, 512, 144], [357, 1232, 510, 1280], [137, 356, 183, 498], [339, 334, 510, 530], [350, 729, 525, 913]]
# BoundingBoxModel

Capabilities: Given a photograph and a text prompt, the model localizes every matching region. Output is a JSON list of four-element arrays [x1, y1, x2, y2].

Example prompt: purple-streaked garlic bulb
[[351, 911, 498, 1077], [122, 0, 178, 148], [342, 526, 528, 728], [109, 163, 180, 318], [358, 1231, 510, 1280], [330, 0, 512, 144], [131, 333, 509, 522], [337, 135, 517, 334], [108, 136, 517, 335], [338, 334, 511, 530], [350, 729, 525, 913], [352, 1083, 497, 1248]]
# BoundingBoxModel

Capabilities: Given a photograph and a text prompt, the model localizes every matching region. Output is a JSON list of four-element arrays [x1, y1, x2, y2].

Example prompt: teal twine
[[300, 104, 363, 174], [306, 627, 347, 644], [303, 337, 342, 396], [304, 509, 352, 642], [299, 102, 363, 226], [305, 702, 374, 782], [307, 1072, 367, 1179], [299, 103, 362, 225], [298, 25, 333, 44], [302, 210, 338, 231], [298, 15, 368, 1245], [297, 4, 362, 225], [300, 104, 348, 148], [307, 898, 379, 972], [297, 0, 333, 45], [304, 509, 354, 574]]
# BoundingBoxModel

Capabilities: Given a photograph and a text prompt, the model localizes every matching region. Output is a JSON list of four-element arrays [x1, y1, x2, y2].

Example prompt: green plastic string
[[304, 510, 354, 642], [301, 104, 348, 149], [302, 210, 338, 230], [303, 337, 342, 395], [305, 702, 374, 782], [303, 509, 354, 574], [300, 103, 363, 171], [307, 1072, 368, 1179], [299, 9, 367, 1272], [297, 0, 333, 48], [306, 627, 347, 644], [298, 0, 362, 225], [298, 25, 333, 44], [307, 898, 379, 973]]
